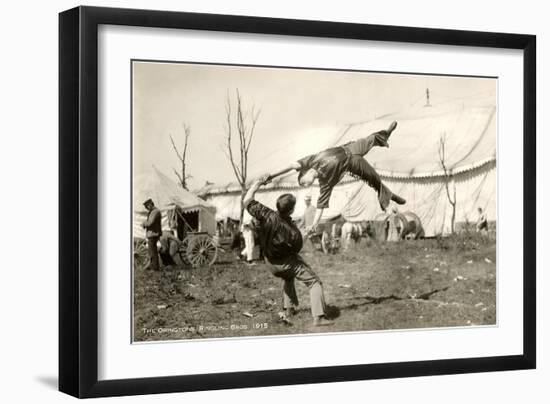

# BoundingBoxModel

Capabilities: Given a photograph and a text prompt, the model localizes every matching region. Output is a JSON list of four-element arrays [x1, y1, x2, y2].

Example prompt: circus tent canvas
[[198, 91, 496, 236]]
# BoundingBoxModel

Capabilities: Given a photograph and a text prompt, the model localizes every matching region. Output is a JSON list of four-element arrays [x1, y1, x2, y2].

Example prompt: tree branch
[[182, 123, 191, 162], [170, 134, 183, 162], [225, 93, 244, 184], [438, 133, 457, 233], [170, 122, 192, 189], [173, 168, 184, 185], [236, 90, 246, 184], [246, 107, 260, 154], [222, 88, 262, 221], [438, 134, 455, 204]]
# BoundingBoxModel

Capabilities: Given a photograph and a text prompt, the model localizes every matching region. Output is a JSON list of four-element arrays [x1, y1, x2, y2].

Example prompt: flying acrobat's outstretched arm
[[265, 161, 301, 183], [307, 208, 324, 234]]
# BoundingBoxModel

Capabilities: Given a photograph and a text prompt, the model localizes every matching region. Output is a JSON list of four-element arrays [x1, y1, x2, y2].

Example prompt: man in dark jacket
[[142, 198, 162, 271], [244, 176, 334, 327]]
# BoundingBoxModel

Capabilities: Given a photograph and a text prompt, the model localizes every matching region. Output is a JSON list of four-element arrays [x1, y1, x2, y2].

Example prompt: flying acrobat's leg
[[346, 155, 406, 210], [343, 121, 398, 156]]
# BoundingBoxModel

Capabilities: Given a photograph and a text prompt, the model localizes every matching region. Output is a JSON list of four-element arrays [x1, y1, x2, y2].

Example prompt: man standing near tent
[[244, 176, 334, 327], [300, 195, 317, 232], [264, 121, 406, 233], [386, 206, 403, 242], [142, 198, 162, 271]]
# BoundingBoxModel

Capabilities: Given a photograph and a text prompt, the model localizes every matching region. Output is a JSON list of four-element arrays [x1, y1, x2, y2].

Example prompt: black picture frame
[[59, 5, 536, 398]]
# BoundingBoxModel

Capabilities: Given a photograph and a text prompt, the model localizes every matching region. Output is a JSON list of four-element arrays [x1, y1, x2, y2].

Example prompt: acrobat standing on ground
[[244, 176, 334, 327], [264, 121, 406, 232]]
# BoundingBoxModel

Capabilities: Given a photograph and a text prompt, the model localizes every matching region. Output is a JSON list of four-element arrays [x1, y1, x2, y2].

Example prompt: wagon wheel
[[307, 233, 321, 251], [321, 231, 331, 254], [133, 239, 148, 270], [177, 237, 191, 266], [187, 235, 218, 267]]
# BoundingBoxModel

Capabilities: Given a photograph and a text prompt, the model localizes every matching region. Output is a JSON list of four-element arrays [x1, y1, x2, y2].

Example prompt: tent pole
[[175, 207, 195, 233]]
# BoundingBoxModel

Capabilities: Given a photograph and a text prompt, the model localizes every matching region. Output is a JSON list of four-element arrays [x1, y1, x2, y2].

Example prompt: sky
[[132, 61, 496, 190]]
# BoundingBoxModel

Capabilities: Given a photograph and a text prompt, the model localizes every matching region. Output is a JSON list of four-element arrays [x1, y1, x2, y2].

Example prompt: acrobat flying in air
[[264, 121, 406, 232]]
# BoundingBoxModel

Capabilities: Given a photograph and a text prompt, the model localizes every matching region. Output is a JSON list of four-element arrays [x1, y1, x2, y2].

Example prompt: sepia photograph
[[132, 60, 497, 342]]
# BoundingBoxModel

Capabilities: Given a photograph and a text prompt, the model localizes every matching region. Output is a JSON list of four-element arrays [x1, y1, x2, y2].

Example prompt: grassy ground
[[133, 232, 496, 342]]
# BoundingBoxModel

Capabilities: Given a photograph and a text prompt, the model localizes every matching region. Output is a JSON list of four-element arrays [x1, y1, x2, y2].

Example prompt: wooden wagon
[[133, 167, 220, 269], [134, 231, 219, 269], [306, 217, 345, 254], [134, 207, 219, 269]]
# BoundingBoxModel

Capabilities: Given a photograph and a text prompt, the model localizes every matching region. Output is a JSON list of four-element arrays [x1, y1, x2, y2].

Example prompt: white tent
[[198, 92, 496, 236], [134, 166, 217, 238]]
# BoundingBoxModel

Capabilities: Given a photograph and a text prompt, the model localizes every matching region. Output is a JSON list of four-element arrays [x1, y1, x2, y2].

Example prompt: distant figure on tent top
[[264, 121, 406, 232]]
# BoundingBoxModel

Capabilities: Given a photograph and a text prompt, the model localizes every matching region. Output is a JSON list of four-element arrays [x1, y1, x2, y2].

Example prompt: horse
[[341, 221, 363, 251]]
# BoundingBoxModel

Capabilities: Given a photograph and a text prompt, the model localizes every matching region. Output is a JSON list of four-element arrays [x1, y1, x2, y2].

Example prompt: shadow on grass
[[212, 259, 236, 265], [337, 286, 452, 312], [325, 304, 341, 320]]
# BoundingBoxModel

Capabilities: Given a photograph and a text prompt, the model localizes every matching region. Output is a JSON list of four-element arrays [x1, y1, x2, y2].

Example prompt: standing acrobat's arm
[[243, 175, 270, 208]]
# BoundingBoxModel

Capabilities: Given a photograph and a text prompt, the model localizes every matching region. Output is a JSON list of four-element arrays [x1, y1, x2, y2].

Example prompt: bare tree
[[438, 133, 457, 234], [223, 89, 261, 223], [170, 123, 192, 190]]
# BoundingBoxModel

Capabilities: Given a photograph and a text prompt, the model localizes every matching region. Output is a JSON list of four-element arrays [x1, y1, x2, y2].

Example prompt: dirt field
[[133, 232, 496, 342]]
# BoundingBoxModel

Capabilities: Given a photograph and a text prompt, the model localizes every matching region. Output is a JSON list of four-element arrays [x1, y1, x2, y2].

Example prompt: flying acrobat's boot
[[376, 121, 398, 148], [379, 183, 406, 210]]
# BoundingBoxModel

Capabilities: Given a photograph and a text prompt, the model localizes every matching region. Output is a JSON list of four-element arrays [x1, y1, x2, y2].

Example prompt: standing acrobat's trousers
[[146, 236, 160, 271], [267, 255, 326, 318]]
